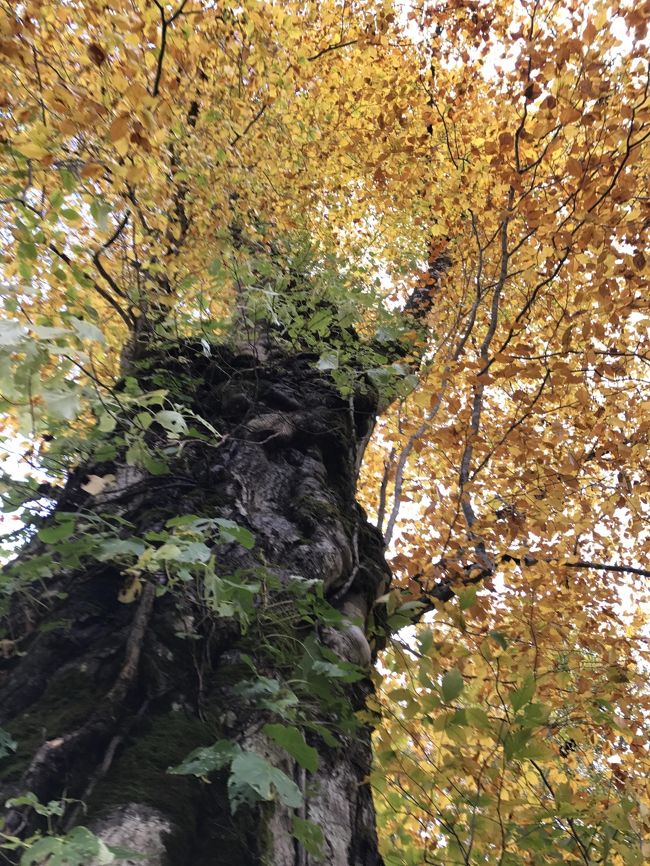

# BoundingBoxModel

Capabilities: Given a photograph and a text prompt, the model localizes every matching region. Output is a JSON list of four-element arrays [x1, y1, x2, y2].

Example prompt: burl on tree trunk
[[0, 341, 391, 866]]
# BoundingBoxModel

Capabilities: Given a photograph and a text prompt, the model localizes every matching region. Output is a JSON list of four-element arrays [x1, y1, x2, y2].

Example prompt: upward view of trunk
[[0, 340, 392, 866]]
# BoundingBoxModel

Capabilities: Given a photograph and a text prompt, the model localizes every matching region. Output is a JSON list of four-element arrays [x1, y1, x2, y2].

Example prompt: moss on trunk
[[0, 342, 389, 866]]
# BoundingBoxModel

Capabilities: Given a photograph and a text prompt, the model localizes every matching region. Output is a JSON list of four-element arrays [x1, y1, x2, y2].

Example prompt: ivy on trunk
[[0, 340, 397, 866]]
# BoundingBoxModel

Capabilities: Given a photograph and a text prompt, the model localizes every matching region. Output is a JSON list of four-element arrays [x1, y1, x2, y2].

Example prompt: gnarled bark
[[0, 342, 390, 866]]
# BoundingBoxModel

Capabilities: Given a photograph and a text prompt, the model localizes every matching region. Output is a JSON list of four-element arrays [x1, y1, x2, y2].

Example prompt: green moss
[[0, 668, 102, 782], [296, 495, 341, 522], [294, 493, 355, 536], [88, 708, 263, 866], [88, 710, 210, 832]]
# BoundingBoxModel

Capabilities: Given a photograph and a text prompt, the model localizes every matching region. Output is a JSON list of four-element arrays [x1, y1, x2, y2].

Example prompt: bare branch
[[407, 553, 650, 622], [383, 382, 449, 546], [376, 447, 396, 534]]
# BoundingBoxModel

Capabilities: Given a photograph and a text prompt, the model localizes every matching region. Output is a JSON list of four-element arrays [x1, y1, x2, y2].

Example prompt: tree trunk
[[0, 342, 391, 866]]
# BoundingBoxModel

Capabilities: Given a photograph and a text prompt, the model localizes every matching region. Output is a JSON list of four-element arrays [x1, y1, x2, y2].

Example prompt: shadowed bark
[[0, 342, 392, 866]]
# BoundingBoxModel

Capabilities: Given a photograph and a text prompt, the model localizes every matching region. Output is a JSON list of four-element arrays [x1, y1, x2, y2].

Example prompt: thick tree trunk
[[0, 343, 390, 866]]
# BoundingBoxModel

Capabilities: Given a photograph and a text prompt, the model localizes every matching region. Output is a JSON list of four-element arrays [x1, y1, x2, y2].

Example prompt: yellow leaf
[[16, 141, 47, 159], [109, 114, 130, 142], [124, 82, 150, 106], [125, 164, 147, 183], [118, 575, 142, 604], [80, 162, 104, 178], [114, 136, 130, 157], [80, 473, 116, 495]]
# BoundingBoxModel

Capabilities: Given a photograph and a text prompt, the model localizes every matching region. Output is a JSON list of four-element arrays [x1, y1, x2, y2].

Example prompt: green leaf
[[554, 782, 572, 805], [316, 351, 338, 371], [95, 537, 145, 561], [418, 626, 434, 655], [459, 586, 478, 610], [503, 728, 532, 761], [0, 726, 17, 758], [6, 793, 65, 817], [208, 258, 225, 278], [155, 543, 183, 560], [142, 453, 169, 476], [0, 320, 25, 346], [228, 751, 303, 813], [267, 764, 303, 809], [292, 817, 325, 857], [215, 518, 255, 549], [89, 199, 112, 232], [38, 520, 75, 544], [519, 740, 555, 762], [234, 676, 299, 718], [175, 540, 212, 563], [70, 316, 105, 344], [388, 687, 414, 703], [465, 707, 492, 732], [263, 723, 319, 772], [31, 325, 70, 340], [168, 739, 239, 777], [49, 190, 64, 210], [489, 630, 508, 649], [510, 674, 536, 712], [308, 308, 333, 336], [97, 412, 117, 432], [522, 701, 551, 727], [441, 667, 464, 703], [59, 168, 77, 191], [311, 658, 365, 683], [165, 514, 203, 529], [20, 826, 115, 866], [154, 409, 188, 436], [18, 259, 33, 280], [18, 240, 37, 261], [135, 411, 153, 430], [41, 388, 80, 420]]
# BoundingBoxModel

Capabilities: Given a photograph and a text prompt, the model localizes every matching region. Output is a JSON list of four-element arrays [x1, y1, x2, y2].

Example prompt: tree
[[0, 1, 648, 865]]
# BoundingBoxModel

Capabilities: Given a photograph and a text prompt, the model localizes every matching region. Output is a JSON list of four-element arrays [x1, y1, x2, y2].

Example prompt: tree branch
[[308, 39, 358, 62], [92, 213, 131, 300], [403, 248, 452, 320], [383, 381, 448, 546], [151, 0, 189, 97], [49, 243, 134, 329], [529, 759, 592, 865], [230, 103, 267, 148], [410, 553, 650, 617], [551, 559, 650, 579]]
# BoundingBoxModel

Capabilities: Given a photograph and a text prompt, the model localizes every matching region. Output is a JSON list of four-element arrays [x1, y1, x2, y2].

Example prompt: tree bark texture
[[0, 343, 391, 866]]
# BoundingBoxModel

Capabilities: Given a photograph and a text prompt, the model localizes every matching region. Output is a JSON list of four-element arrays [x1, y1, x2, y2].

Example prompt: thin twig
[[230, 103, 267, 147], [308, 39, 358, 62], [49, 243, 134, 328], [383, 381, 448, 546], [92, 212, 131, 299], [376, 447, 396, 534]]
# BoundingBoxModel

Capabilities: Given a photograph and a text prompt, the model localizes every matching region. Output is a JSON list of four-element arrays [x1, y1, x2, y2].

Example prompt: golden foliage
[[0, 0, 649, 862]]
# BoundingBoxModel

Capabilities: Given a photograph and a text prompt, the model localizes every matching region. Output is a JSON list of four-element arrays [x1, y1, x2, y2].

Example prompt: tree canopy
[[0, 0, 649, 864]]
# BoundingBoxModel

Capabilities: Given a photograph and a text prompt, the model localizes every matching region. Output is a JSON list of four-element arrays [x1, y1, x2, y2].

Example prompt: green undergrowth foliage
[[1, 496, 371, 862], [0, 229, 421, 862]]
